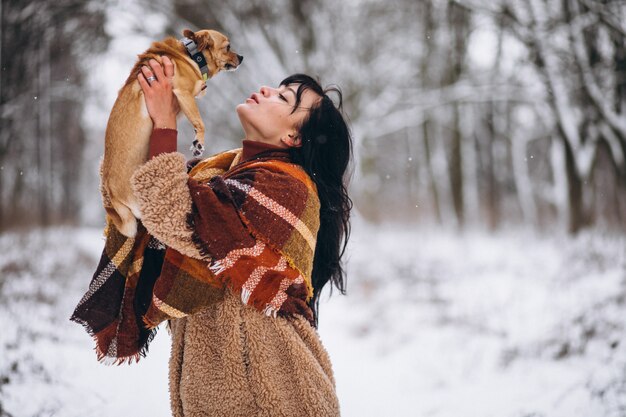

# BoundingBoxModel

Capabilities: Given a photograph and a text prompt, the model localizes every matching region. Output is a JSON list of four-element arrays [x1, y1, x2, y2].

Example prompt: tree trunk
[[560, 128, 585, 233], [486, 104, 499, 231], [449, 103, 464, 227], [423, 117, 442, 224]]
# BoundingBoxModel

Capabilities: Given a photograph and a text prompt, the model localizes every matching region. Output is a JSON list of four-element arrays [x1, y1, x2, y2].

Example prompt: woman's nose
[[260, 86, 271, 97]]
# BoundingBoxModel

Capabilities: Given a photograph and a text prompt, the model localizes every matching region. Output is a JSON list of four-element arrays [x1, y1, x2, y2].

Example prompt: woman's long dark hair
[[279, 74, 353, 328]]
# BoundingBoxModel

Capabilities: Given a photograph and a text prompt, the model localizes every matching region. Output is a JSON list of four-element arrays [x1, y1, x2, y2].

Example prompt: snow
[[1, 219, 625, 416], [320, 218, 626, 416], [0, 228, 171, 417]]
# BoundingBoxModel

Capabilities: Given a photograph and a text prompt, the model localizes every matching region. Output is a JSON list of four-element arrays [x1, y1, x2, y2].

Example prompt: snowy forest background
[[1, 0, 626, 416]]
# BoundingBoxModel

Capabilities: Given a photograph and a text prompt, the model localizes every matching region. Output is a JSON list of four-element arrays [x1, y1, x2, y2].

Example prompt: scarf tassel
[[208, 260, 226, 275], [263, 304, 278, 318], [72, 313, 159, 366]]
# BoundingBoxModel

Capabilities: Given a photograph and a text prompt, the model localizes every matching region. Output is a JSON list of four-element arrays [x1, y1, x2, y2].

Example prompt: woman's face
[[236, 83, 320, 147]]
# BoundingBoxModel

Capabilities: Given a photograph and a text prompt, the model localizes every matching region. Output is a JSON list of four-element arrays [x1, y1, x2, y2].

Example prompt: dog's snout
[[237, 55, 244, 64]]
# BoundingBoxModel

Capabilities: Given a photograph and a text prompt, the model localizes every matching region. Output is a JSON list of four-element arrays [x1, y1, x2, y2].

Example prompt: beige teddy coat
[[129, 151, 341, 417]]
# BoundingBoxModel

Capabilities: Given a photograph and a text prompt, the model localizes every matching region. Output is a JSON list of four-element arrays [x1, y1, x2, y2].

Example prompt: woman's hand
[[137, 56, 180, 129]]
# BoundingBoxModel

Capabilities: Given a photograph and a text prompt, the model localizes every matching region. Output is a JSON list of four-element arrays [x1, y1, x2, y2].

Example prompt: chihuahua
[[101, 29, 243, 237]]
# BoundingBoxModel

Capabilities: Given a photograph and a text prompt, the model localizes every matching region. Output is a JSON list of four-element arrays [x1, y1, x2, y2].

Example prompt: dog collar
[[181, 37, 209, 82]]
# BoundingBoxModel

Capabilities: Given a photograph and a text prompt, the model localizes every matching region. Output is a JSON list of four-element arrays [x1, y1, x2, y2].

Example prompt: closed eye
[[279, 93, 288, 103], [226, 44, 230, 52]]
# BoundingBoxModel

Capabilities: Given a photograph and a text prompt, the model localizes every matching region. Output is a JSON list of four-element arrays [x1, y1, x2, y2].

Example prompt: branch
[[578, 0, 626, 38], [361, 83, 537, 140], [567, 5, 626, 140], [525, 0, 583, 149], [599, 122, 626, 170]]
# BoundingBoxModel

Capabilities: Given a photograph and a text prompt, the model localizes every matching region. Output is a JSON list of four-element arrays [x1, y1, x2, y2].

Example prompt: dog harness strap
[[181, 37, 209, 82]]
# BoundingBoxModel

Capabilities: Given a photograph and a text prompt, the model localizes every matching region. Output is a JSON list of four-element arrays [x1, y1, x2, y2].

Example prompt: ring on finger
[[146, 76, 157, 83]]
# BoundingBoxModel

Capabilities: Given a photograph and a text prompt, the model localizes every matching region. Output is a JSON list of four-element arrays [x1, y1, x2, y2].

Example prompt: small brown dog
[[101, 29, 242, 237]]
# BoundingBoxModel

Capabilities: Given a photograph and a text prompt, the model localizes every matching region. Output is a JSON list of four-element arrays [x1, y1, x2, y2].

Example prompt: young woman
[[132, 57, 353, 416]]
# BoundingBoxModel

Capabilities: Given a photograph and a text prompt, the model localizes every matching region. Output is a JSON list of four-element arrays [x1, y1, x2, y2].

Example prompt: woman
[[72, 57, 353, 416]]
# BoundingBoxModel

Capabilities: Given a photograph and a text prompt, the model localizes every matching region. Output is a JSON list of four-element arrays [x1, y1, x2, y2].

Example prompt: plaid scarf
[[70, 148, 319, 365]]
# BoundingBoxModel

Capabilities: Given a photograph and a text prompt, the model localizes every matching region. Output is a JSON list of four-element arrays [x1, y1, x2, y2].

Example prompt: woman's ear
[[281, 133, 302, 148]]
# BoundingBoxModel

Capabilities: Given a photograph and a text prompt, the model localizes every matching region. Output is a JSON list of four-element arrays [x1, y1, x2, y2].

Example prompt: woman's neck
[[241, 139, 289, 162]]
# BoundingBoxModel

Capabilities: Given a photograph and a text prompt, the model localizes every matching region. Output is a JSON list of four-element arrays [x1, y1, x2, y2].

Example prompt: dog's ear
[[194, 31, 214, 51], [182, 29, 214, 51]]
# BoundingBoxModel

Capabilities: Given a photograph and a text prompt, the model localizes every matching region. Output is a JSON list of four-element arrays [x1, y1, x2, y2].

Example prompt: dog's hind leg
[[109, 199, 138, 238]]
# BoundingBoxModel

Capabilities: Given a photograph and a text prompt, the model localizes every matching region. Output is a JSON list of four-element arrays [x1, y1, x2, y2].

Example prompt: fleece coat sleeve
[[130, 152, 202, 259]]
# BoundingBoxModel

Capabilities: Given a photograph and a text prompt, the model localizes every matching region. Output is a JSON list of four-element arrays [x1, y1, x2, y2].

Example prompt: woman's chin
[[235, 105, 251, 125], [235, 103, 247, 115]]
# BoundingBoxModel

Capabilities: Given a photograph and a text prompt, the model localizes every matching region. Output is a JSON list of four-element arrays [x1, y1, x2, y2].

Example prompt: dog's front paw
[[190, 139, 205, 157]]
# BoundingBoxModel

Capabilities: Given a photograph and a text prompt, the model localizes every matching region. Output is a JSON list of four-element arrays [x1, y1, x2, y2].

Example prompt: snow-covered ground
[[1, 218, 625, 417]]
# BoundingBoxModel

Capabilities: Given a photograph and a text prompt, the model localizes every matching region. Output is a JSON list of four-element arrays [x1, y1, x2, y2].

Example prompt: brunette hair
[[279, 73, 353, 328]]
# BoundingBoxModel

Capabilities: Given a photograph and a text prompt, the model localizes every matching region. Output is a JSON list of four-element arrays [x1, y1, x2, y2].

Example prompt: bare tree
[[490, 0, 626, 233], [0, 0, 109, 230]]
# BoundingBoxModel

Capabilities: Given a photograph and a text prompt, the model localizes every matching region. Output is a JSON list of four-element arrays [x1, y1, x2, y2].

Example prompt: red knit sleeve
[[149, 128, 177, 159]]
